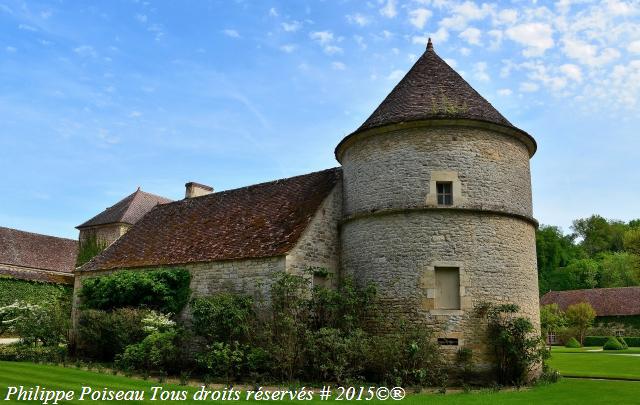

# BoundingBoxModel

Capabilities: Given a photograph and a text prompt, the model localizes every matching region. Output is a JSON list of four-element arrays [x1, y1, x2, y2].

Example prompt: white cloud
[[430, 27, 449, 43], [380, 0, 397, 18], [282, 21, 302, 32], [443, 58, 457, 68], [73, 45, 97, 58], [412, 35, 429, 46], [505, 23, 554, 57], [223, 29, 240, 38], [628, 40, 640, 54], [310, 31, 334, 45], [269, 7, 278, 17], [332, 61, 346, 70], [460, 47, 471, 56], [324, 45, 343, 55], [496, 9, 518, 25], [129, 111, 142, 118], [381, 30, 393, 39], [520, 82, 540, 92], [409, 8, 432, 29], [354, 35, 367, 49], [5, 46, 16, 53], [562, 38, 621, 67], [18, 24, 37, 31], [497, 88, 512, 96], [135, 14, 147, 23], [473, 61, 490, 82], [347, 13, 370, 26], [387, 69, 404, 80], [560, 64, 583, 82], [459, 27, 481, 45], [280, 44, 296, 53]]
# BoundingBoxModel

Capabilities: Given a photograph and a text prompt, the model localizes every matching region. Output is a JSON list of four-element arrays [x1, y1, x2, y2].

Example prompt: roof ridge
[[0, 226, 77, 243], [161, 167, 341, 206]]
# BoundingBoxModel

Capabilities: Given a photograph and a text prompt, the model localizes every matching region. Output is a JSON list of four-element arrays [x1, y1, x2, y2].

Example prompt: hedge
[[0, 277, 72, 307], [80, 268, 191, 313], [585, 336, 640, 347]]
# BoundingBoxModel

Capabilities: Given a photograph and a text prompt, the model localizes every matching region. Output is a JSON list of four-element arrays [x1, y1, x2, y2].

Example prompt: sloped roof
[[541, 287, 640, 317], [81, 168, 341, 272], [0, 226, 78, 276], [77, 188, 172, 229], [357, 39, 514, 132]]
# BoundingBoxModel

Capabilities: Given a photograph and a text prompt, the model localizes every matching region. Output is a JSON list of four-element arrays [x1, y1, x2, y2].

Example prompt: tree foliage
[[565, 302, 596, 345]]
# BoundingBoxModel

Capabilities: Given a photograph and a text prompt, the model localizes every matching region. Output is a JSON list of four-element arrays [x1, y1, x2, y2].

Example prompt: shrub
[[0, 343, 66, 363], [80, 268, 191, 313], [13, 302, 70, 347], [485, 303, 548, 386], [365, 320, 447, 387], [77, 308, 149, 361], [304, 327, 369, 384], [618, 336, 629, 349], [624, 337, 640, 347], [116, 330, 179, 374], [564, 337, 581, 348], [583, 336, 609, 346], [196, 341, 246, 383], [191, 293, 254, 344], [603, 336, 625, 350]]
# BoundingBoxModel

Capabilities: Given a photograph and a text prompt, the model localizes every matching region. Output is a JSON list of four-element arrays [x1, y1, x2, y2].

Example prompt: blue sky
[[1, 0, 639, 239]]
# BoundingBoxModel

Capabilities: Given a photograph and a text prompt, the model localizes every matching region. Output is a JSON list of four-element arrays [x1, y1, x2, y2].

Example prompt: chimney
[[185, 182, 213, 199]]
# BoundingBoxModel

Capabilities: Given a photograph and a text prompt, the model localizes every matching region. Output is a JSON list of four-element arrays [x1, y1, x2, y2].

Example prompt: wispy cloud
[[223, 29, 240, 38]]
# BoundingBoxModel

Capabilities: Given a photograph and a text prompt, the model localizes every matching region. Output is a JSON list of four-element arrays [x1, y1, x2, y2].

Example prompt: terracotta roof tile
[[77, 189, 172, 229], [540, 287, 640, 317], [81, 168, 341, 272], [0, 226, 78, 274], [357, 40, 514, 132]]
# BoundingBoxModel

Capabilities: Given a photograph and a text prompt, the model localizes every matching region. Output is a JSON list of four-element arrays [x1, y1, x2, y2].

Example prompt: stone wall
[[286, 183, 342, 286], [79, 224, 130, 246], [340, 125, 533, 219], [339, 122, 539, 366], [341, 211, 539, 364]]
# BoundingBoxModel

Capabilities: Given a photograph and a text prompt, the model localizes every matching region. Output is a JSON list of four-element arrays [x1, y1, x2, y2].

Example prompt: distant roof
[[541, 287, 640, 317], [77, 188, 172, 229], [356, 39, 516, 133], [0, 226, 78, 282], [81, 168, 341, 272]]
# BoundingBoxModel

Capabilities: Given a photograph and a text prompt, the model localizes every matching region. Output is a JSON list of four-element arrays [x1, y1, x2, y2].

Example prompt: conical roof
[[76, 188, 172, 229], [357, 39, 514, 132]]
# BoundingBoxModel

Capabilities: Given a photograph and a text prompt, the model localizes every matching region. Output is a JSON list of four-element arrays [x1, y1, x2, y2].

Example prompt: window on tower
[[436, 182, 453, 205]]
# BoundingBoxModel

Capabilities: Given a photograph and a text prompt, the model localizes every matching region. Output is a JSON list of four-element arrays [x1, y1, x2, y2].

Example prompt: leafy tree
[[536, 226, 583, 293], [623, 227, 640, 255], [565, 302, 596, 345], [539, 304, 566, 340], [571, 215, 626, 256], [598, 252, 640, 287]]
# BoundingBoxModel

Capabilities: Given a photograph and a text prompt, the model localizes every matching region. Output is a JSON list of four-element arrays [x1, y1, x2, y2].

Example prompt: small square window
[[436, 182, 453, 205]]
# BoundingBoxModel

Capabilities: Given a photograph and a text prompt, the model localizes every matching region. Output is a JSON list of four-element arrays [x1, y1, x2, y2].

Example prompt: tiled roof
[[77, 188, 172, 229], [356, 39, 514, 132], [81, 168, 341, 272], [0, 226, 78, 274], [540, 287, 640, 317]]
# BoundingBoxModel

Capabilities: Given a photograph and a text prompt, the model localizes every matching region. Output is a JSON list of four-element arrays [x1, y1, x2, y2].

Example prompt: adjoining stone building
[[75, 40, 539, 367], [76, 188, 172, 246], [0, 226, 77, 285]]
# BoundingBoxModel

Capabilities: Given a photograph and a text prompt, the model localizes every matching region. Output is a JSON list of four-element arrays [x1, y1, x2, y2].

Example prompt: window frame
[[436, 181, 453, 206]]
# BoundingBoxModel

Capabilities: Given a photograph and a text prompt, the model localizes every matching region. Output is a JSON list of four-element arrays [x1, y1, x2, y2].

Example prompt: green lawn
[[0, 362, 639, 404], [548, 347, 640, 380], [551, 346, 640, 354]]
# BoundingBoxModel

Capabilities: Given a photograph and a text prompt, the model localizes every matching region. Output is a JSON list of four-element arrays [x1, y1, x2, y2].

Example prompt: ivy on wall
[[80, 268, 191, 314], [0, 277, 72, 307]]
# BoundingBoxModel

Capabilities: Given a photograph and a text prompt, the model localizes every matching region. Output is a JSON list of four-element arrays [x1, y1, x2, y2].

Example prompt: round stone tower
[[336, 39, 539, 366]]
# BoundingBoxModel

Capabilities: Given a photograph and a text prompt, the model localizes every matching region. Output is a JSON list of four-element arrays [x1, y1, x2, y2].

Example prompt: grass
[[552, 346, 640, 354], [548, 347, 640, 380], [0, 361, 639, 404]]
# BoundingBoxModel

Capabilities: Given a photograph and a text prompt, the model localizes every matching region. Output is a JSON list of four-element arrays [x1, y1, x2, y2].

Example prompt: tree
[[572, 215, 626, 256], [540, 304, 566, 342], [623, 228, 640, 256], [565, 302, 596, 345], [598, 252, 640, 287], [536, 225, 583, 294]]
